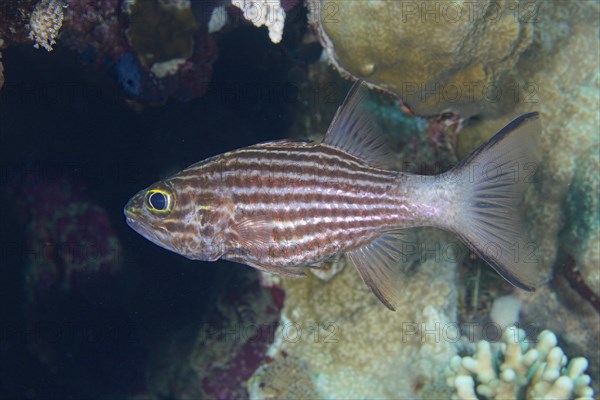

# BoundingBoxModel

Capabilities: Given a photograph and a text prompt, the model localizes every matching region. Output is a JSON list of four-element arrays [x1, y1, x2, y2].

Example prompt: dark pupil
[[149, 192, 167, 210]]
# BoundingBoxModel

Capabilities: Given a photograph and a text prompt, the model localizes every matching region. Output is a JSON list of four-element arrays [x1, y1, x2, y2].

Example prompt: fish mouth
[[124, 193, 147, 232], [124, 203, 154, 242], [124, 209, 177, 253], [125, 215, 141, 231], [125, 212, 151, 239]]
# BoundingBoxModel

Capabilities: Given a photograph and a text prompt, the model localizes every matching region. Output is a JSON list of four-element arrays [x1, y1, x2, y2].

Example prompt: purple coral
[[9, 173, 122, 303]]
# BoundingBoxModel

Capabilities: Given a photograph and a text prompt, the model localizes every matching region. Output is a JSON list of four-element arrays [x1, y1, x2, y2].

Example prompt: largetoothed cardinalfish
[[125, 81, 542, 311]]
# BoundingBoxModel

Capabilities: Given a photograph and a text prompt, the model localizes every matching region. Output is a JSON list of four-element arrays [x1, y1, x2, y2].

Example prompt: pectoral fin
[[233, 215, 276, 250], [347, 231, 406, 311], [232, 216, 306, 278]]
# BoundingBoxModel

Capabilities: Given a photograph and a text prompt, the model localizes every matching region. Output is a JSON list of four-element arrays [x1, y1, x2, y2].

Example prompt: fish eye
[[146, 189, 172, 213]]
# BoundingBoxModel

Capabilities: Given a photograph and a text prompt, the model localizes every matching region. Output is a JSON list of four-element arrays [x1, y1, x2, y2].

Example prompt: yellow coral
[[312, 0, 534, 117]]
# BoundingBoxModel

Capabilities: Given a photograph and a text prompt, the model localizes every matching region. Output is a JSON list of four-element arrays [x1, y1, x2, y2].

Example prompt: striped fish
[[124, 81, 541, 310]]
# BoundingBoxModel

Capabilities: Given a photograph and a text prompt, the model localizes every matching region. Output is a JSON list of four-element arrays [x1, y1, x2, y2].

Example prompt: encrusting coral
[[445, 326, 594, 399], [247, 355, 319, 400], [249, 228, 460, 398], [310, 0, 534, 118]]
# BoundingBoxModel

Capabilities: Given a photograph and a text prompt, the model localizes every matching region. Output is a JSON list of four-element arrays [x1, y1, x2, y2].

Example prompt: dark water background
[[0, 25, 301, 399]]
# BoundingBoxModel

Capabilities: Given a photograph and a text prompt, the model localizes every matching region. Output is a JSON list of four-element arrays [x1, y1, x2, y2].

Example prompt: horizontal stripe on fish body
[[173, 146, 399, 188]]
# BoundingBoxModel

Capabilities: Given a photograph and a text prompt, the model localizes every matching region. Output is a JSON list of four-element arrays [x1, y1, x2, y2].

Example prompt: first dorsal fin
[[322, 81, 391, 168]]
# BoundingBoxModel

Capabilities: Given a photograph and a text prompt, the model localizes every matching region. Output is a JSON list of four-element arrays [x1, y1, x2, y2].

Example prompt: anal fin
[[347, 231, 406, 311]]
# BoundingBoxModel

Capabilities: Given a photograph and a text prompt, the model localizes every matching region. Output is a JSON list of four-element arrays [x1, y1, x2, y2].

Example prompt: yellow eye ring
[[145, 189, 173, 213]]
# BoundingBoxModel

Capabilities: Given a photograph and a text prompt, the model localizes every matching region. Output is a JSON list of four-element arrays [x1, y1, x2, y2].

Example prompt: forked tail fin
[[446, 113, 542, 290]]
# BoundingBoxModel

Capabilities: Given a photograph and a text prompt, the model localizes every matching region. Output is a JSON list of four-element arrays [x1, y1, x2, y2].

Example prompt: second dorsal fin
[[322, 81, 390, 168]]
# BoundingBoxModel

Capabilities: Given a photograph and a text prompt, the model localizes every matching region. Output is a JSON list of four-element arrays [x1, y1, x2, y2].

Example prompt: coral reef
[[232, 0, 286, 44], [0, 0, 64, 90], [125, 0, 197, 69], [310, 0, 534, 117], [0, 0, 306, 99], [310, 2, 599, 368], [0, 0, 219, 103], [562, 148, 600, 298], [60, 0, 129, 65], [310, 0, 599, 301], [449, 3, 600, 391], [249, 228, 460, 398], [227, 0, 301, 43], [0, 0, 39, 47], [245, 5, 600, 395], [489, 294, 522, 330], [28, 0, 66, 51], [456, 1, 599, 292], [286, 62, 454, 174], [516, 274, 600, 395], [61, 0, 218, 105], [144, 269, 283, 399], [208, 4, 228, 34], [445, 326, 594, 399], [1, 0, 597, 398], [247, 355, 319, 399], [1, 172, 138, 395], [6, 174, 122, 303]]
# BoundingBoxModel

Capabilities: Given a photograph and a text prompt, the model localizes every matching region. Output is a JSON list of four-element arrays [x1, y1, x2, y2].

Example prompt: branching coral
[[28, 0, 66, 51], [445, 326, 594, 399]]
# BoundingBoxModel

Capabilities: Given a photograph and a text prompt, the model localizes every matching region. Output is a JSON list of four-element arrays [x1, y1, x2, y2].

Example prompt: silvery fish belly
[[125, 81, 542, 310]]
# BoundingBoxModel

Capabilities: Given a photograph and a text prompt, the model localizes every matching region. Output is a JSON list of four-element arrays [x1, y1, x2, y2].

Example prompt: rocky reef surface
[[248, 229, 460, 398]]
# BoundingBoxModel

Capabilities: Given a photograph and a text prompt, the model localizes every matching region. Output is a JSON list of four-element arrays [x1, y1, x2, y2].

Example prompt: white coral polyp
[[232, 0, 285, 43]]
